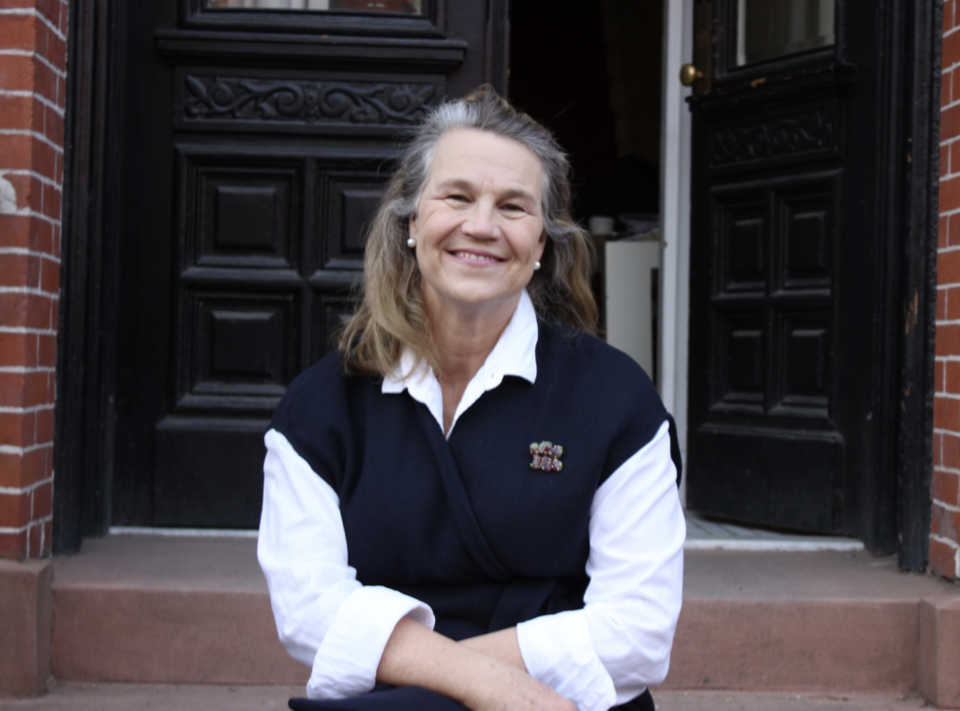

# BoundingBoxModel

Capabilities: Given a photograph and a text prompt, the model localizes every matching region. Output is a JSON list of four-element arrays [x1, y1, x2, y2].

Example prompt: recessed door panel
[[184, 291, 298, 400], [153, 417, 270, 528], [319, 168, 391, 270], [713, 312, 766, 411], [774, 310, 831, 417], [188, 158, 302, 269], [312, 294, 354, 361], [777, 181, 835, 291], [689, 426, 842, 532], [718, 195, 767, 293]]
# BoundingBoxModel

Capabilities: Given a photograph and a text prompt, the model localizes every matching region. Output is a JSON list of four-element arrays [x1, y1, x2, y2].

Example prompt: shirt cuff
[[517, 610, 617, 711], [306, 585, 435, 700]]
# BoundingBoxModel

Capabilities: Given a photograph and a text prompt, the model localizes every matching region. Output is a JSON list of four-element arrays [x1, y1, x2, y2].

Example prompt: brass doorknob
[[680, 63, 704, 87]]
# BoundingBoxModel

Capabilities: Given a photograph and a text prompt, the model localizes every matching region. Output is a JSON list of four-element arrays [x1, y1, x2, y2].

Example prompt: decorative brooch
[[530, 441, 564, 472]]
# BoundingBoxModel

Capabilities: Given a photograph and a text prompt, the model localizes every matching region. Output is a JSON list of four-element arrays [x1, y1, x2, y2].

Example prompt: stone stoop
[[0, 684, 935, 711], [50, 536, 307, 688], [659, 550, 957, 707], [0, 535, 958, 707], [0, 560, 51, 697]]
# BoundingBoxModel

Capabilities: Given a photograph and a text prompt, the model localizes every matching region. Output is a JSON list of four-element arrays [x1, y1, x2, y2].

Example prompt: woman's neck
[[427, 293, 521, 434]]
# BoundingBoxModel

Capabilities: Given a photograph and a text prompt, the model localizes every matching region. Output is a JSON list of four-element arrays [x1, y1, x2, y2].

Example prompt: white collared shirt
[[381, 290, 540, 438], [258, 291, 685, 711]]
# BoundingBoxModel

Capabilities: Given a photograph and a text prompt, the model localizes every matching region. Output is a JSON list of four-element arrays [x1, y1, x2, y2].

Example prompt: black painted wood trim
[[485, 0, 509, 95], [154, 29, 468, 70], [54, 0, 124, 553], [179, 0, 443, 38], [896, 0, 941, 571]]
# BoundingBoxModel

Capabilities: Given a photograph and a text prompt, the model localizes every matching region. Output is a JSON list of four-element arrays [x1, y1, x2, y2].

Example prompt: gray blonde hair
[[339, 85, 597, 376]]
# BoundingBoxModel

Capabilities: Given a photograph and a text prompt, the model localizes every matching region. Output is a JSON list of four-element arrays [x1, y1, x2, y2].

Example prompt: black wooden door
[[685, 0, 909, 543], [110, 1, 507, 528]]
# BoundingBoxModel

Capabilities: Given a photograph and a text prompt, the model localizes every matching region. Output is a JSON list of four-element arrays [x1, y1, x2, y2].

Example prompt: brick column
[[0, 0, 67, 560], [935, 0, 960, 581]]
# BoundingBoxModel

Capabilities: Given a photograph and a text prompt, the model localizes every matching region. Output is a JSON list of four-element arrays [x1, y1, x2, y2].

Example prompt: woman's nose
[[462, 201, 497, 238]]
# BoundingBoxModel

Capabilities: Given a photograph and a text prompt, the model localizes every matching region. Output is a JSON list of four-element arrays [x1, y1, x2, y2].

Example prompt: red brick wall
[[935, 0, 960, 581], [0, 0, 67, 560]]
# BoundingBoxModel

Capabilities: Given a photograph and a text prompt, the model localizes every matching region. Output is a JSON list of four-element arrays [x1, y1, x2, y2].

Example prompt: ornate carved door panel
[[110, 2, 506, 528], [685, 0, 934, 551]]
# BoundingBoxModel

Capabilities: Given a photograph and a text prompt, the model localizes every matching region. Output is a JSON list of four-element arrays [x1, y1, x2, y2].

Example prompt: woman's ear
[[409, 213, 418, 239], [535, 230, 547, 261]]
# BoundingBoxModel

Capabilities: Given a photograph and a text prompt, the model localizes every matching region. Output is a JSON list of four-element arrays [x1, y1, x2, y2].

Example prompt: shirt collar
[[381, 290, 539, 436]]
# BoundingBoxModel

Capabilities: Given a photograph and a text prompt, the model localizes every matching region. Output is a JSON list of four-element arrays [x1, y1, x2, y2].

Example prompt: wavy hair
[[339, 85, 597, 376]]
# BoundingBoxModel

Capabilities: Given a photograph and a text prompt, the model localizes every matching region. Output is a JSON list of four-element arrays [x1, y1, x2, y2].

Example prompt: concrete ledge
[[0, 559, 52, 698], [50, 536, 306, 686], [49, 537, 960, 695], [920, 595, 960, 709], [664, 599, 918, 692], [659, 550, 954, 695], [52, 587, 306, 685], [0, 684, 930, 711], [0, 682, 301, 710]]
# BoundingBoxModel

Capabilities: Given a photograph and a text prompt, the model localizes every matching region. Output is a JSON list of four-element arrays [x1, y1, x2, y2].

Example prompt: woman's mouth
[[450, 250, 503, 264]]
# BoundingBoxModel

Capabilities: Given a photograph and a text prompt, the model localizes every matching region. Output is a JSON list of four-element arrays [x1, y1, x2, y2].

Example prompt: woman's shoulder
[[272, 349, 376, 430], [535, 320, 668, 466], [537, 320, 658, 396]]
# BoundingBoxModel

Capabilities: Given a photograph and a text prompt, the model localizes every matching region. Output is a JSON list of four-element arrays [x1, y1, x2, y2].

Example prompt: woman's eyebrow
[[498, 187, 538, 203], [434, 178, 476, 192], [434, 178, 538, 203]]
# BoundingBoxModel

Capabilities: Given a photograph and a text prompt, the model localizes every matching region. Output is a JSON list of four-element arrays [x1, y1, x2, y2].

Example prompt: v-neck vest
[[271, 322, 672, 640]]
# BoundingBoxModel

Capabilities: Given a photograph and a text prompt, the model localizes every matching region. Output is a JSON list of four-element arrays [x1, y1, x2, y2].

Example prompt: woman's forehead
[[426, 129, 544, 193]]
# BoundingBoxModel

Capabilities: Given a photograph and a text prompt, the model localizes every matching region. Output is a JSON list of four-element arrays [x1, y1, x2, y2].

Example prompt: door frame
[[658, 0, 694, 506], [54, 0, 126, 552], [658, 0, 940, 568]]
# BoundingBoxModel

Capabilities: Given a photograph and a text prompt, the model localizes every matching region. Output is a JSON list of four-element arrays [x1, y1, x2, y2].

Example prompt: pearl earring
[[407, 238, 416, 248], [534, 261, 541, 270]]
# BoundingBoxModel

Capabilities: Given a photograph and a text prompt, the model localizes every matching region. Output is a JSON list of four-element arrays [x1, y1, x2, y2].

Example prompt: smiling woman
[[339, 88, 597, 379], [257, 87, 685, 711]]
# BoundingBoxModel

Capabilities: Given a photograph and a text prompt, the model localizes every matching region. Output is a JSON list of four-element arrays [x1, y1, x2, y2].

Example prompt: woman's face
[[410, 128, 547, 317]]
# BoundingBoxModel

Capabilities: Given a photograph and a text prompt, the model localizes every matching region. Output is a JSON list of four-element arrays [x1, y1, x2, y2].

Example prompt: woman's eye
[[503, 203, 524, 212], [447, 194, 468, 203]]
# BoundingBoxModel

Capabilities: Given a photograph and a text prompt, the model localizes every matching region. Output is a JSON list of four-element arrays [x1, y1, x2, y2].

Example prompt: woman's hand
[[377, 617, 575, 711]]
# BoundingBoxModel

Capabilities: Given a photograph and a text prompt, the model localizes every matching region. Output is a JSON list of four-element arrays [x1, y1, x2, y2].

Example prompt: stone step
[[30, 535, 960, 707], [0, 682, 932, 711]]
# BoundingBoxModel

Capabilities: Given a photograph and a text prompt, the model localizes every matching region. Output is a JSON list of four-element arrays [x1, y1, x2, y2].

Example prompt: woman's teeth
[[453, 251, 499, 262]]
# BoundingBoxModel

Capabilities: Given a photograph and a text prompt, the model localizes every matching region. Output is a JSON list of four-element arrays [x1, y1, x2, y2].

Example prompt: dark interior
[[508, 0, 663, 224]]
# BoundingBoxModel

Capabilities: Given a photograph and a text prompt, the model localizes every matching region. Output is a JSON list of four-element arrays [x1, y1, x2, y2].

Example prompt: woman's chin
[[431, 288, 524, 315]]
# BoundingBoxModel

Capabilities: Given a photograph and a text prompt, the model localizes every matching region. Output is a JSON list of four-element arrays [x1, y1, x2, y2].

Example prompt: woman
[[258, 86, 685, 711]]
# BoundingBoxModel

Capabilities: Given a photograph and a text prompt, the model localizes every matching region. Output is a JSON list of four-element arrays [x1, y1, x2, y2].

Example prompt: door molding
[[893, 0, 941, 570], [55, 0, 126, 552], [659, 0, 694, 508]]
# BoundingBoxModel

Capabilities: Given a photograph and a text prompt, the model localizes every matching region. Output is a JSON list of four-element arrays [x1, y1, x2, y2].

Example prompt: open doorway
[[509, 0, 665, 384]]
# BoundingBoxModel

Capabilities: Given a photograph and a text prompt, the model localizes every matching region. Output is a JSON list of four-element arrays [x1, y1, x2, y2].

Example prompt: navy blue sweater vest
[[271, 322, 675, 641]]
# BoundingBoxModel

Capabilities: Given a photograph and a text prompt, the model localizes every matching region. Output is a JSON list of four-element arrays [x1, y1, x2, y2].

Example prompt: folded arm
[[378, 617, 574, 711]]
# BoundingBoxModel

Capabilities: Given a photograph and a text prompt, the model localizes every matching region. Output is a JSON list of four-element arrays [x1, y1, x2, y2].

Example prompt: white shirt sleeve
[[516, 420, 685, 711], [257, 428, 436, 700]]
